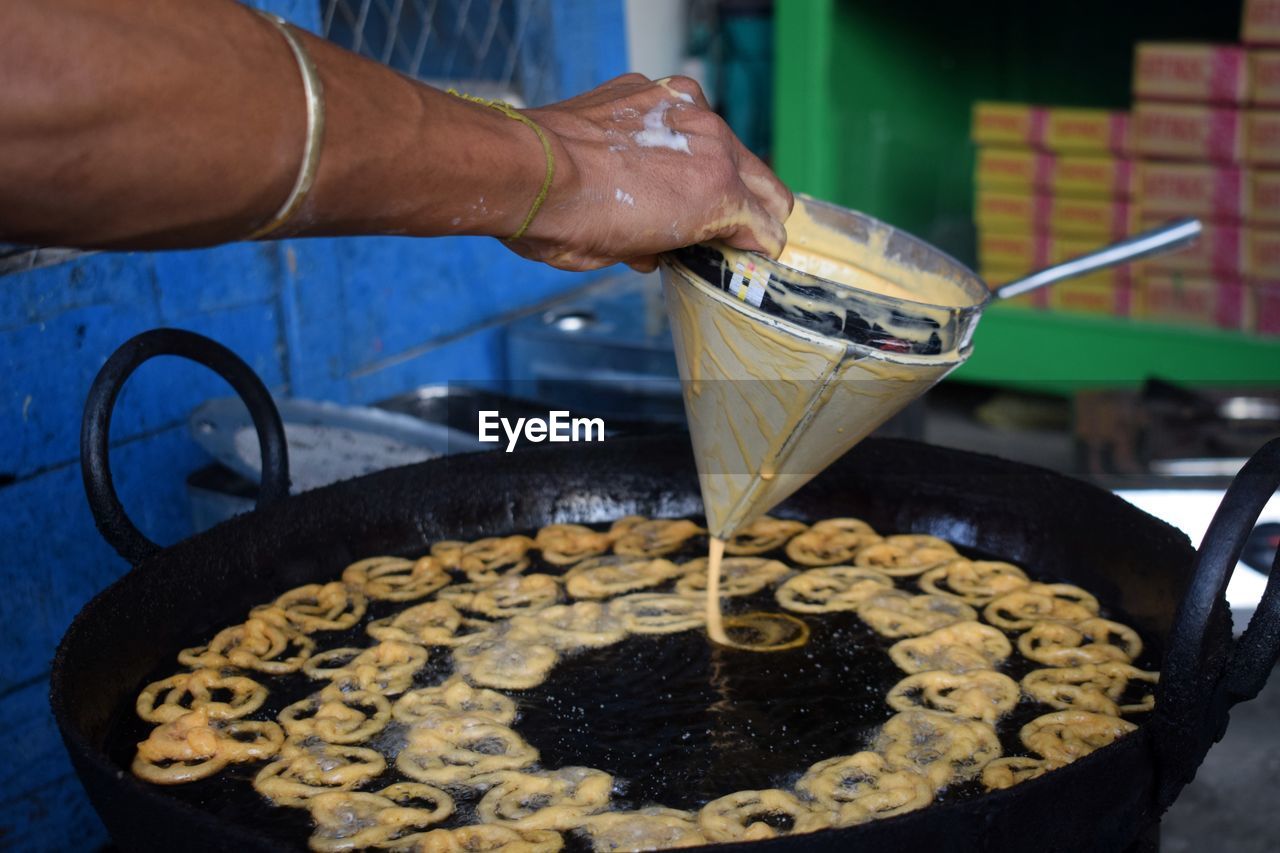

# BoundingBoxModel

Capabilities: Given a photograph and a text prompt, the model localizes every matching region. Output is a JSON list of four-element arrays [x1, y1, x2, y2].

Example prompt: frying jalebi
[[136, 668, 268, 723], [452, 621, 559, 690], [917, 558, 1029, 604], [1017, 618, 1143, 667], [306, 784, 454, 852], [535, 524, 612, 565], [886, 670, 1020, 725], [697, 789, 829, 842], [856, 590, 977, 638], [1022, 663, 1159, 715], [303, 640, 428, 695], [610, 593, 705, 635], [852, 534, 958, 577], [133, 709, 283, 784], [983, 583, 1100, 630], [437, 536, 535, 583], [127, 513, 1154, 852], [674, 557, 789, 598], [875, 709, 1002, 788], [253, 740, 386, 806], [1020, 710, 1136, 765], [785, 518, 882, 566], [256, 582, 367, 633], [473, 767, 613, 830], [522, 601, 628, 651], [889, 621, 1013, 674], [278, 684, 392, 744], [795, 751, 933, 825], [342, 555, 451, 602], [723, 516, 808, 556], [393, 678, 519, 726], [563, 556, 683, 600], [467, 574, 561, 618], [580, 808, 707, 851], [612, 519, 704, 557], [178, 615, 314, 674], [774, 566, 893, 613], [981, 756, 1052, 791], [367, 600, 472, 647], [395, 714, 539, 786]]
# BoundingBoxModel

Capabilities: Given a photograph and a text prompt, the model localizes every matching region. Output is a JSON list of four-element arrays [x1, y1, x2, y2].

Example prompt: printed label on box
[[1133, 103, 1242, 162], [1134, 43, 1247, 104], [975, 148, 1044, 191], [972, 103, 1035, 147], [977, 191, 1131, 239], [976, 149, 1132, 197], [972, 103, 1128, 155], [1137, 161, 1244, 220], [1244, 0, 1280, 45], [1246, 226, 1280, 277], [1054, 155, 1135, 198], [1246, 168, 1280, 223], [1249, 51, 1280, 105], [1136, 272, 1243, 329], [1045, 108, 1130, 155], [1051, 279, 1131, 316], [1245, 110, 1280, 165]]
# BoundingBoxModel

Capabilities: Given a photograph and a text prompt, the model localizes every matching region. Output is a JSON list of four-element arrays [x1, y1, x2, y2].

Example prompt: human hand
[[507, 73, 793, 272]]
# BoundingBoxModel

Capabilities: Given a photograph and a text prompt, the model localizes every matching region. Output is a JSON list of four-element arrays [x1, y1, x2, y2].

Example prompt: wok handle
[[1152, 436, 1280, 808], [80, 328, 290, 566]]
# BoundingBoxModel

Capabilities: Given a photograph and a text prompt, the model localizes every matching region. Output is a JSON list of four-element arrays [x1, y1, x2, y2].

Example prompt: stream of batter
[[704, 536, 809, 652], [690, 199, 980, 654]]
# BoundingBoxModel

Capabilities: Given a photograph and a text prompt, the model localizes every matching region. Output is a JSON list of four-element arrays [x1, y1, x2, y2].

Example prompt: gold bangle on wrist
[[246, 12, 327, 241], [447, 89, 555, 242]]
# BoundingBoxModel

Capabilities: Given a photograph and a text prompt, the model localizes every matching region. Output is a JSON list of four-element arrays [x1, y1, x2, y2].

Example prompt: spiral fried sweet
[[535, 524, 612, 565], [886, 670, 1020, 725], [723, 516, 808, 556], [1020, 710, 1136, 765], [874, 709, 1002, 788], [917, 558, 1029, 604], [852, 534, 958, 577], [889, 621, 1013, 674], [774, 566, 893, 613], [785, 518, 882, 567], [342, 555, 451, 602], [697, 789, 829, 842]]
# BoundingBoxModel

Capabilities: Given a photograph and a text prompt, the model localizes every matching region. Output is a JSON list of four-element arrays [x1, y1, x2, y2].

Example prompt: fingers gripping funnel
[[660, 196, 991, 539]]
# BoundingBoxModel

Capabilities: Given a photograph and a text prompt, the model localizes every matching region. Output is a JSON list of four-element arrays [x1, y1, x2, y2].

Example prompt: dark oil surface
[[104, 521, 1159, 851]]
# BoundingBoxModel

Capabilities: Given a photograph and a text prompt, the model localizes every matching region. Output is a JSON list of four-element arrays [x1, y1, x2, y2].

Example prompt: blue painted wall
[[0, 0, 626, 847]]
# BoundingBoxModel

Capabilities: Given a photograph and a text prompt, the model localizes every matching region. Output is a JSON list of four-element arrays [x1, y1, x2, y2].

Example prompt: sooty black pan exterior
[[51, 331, 1280, 853]]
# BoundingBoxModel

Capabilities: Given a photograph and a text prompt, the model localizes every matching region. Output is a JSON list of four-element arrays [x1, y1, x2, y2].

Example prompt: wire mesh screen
[[321, 0, 559, 107]]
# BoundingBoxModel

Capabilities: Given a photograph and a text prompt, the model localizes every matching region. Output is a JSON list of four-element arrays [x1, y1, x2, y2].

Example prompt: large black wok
[[53, 330, 1280, 852]]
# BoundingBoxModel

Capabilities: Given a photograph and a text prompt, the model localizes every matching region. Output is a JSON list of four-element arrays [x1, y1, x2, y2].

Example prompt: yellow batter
[[667, 197, 986, 652]]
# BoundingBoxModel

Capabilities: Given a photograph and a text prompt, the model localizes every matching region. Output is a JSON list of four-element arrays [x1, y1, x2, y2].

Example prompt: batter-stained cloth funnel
[[659, 195, 991, 539]]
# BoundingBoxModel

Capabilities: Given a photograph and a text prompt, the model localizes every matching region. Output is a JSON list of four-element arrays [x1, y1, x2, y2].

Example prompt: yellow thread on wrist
[[448, 89, 554, 241]]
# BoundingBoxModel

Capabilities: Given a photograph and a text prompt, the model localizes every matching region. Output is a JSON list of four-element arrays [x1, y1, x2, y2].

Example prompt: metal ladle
[[995, 218, 1203, 299]]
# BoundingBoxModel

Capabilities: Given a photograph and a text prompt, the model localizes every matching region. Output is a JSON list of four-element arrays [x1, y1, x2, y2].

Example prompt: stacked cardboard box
[[972, 103, 1135, 315], [1130, 2, 1280, 335]]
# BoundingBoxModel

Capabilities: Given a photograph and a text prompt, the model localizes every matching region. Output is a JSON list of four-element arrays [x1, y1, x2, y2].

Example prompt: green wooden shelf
[[772, 0, 1276, 395], [953, 305, 1280, 393]]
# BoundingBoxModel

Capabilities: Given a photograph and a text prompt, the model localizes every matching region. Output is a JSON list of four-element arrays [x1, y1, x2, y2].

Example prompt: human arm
[[0, 0, 791, 270]]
